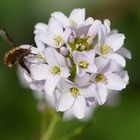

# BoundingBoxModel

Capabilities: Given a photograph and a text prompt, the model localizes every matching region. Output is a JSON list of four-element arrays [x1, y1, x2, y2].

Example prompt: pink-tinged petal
[[103, 19, 111, 34], [69, 8, 85, 25], [36, 34, 55, 47], [44, 75, 61, 95], [51, 12, 70, 28], [60, 79, 77, 91], [119, 71, 129, 84], [48, 18, 63, 36], [95, 56, 109, 69], [86, 97, 96, 107], [34, 22, 48, 34], [60, 66, 70, 78], [106, 73, 126, 90], [77, 68, 85, 77], [100, 60, 113, 74], [45, 47, 66, 66], [84, 17, 94, 26], [87, 64, 97, 73], [98, 24, 107, 45], [23, 70, 33, 83], [96, 83, 108, 105], [34, 36, 46, 51], [106, 33, 125, 51], [109, 53, 126, 67], [30, 64, 49, 80], [30, 80, 45, 91], [63, 28, 71, 42], [88, 20, 101, 38], [97, 58, 121, 74], [72, 96, 86, 119], [73, 51, 83, 64], [115, 71, 129, 85], [57, 92, 75, 111], [80, 84, 96, 98], [116, 47, 132, 59], [75, 74, 90, 85], [77, 25, 91, 36]]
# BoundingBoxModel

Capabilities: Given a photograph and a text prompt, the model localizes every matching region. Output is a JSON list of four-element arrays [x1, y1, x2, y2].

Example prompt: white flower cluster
[[19, 8, 131, 119]]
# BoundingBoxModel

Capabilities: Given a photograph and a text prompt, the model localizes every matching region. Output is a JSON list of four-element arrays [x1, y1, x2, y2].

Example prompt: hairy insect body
[[4, 47, 31, 67]]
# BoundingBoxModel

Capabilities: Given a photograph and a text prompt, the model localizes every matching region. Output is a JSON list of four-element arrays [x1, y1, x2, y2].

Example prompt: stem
[[69, 57, 76, 82], [40, 110, 47, 137], [40, 114, 58, 140]]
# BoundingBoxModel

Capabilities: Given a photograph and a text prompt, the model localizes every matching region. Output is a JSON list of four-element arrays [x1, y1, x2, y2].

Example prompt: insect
[[0, 29, 31, 74]]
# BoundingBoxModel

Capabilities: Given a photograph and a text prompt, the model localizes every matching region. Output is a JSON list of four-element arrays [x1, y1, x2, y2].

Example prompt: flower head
[[16, 8, 131, 119]]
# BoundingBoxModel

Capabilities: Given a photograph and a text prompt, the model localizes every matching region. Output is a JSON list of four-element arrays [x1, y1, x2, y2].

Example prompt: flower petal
[[51, 12, 70, 28], [63, 28, 71, 42], [57, 92, 75, 111], [103, 19, 111, 34], [72, 96, 86, 119], [44, 75, 60, 95], [84, 17, 94, 26], [34, 36, 46, 51], [75, 74, 90, 85], [30, 64, 49, 80], [106, 33, 125, 52], [60, 79, 77, 91], [48, 17, 63, 36], [116, 47, 132, 59], [36, 34, 55, 47], [80, 84, 96, 98], [106, 73, 126, 90], [98, 24, 107, 45], [60, 66, 70, 78], [34, 22, 48, 34], [88, 20, 101, 38], [45, 47, 66, 66], [96, 83, 108, 105], [109, 53, 126, 67], [69, 8, 85, 25]]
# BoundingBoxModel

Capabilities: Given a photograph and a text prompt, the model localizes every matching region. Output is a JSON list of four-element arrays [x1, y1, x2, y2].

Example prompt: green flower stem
[[69, 57, 76, 82], [40, 113, 59, 140], [40, 111, 47, 136]]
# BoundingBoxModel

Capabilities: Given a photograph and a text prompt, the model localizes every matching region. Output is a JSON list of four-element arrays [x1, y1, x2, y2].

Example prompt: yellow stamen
[[53, 35, 62, 46], [50, 66, 60, 75], [69, 87, 79, 96], [100, 44, 112, 54], [79, 61, 89, 68]]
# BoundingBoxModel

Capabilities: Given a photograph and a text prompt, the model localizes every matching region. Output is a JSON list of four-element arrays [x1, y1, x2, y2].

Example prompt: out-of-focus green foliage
[[0, 0, 140, 140]]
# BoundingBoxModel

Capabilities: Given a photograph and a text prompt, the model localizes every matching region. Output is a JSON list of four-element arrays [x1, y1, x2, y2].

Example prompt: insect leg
[[19, 60, 30, 74]]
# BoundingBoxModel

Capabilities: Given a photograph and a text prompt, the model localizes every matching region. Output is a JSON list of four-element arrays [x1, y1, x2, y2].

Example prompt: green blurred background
[[0, 0, 140, 140]]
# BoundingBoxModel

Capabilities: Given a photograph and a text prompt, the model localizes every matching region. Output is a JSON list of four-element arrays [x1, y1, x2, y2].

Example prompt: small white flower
[[30, 47, 70, 95], [57, 79, 95, 119], [96, 24, 126, 67], [51, 8, 93, 29], [73, 51, 97, 76], [16, 8, 131, 120], [91, 61, 127, 105], [36, 18, 71, 48]]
